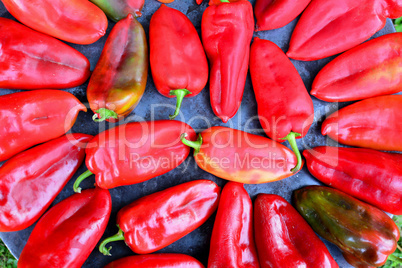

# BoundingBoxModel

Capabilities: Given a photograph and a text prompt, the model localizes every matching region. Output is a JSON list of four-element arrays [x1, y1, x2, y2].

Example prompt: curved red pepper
[[180, 126, 300, 184], [99, 180, 220, 255], [250, 37, 314, 172], [88, 14, 148, 122], [150, 4, 208, 119], [286, 0, 402, 61], [0, 18, 90, 90], [322, 95, 402, 151], [105, 254, 205, 268], [208, 182, 259, 268], [0, 90, 86, 162], [1, 0, 107, 45], [18, 188, 112, 268], [89, 0, 144, 21], [312, 33, 402, 102], [254, 194, 338, 268], [202, 0, 254, 123], [74, 120, 196, 191]]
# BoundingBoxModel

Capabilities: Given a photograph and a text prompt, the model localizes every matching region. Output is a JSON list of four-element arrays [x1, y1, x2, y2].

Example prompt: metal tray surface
[[0, 0, 397, 267]]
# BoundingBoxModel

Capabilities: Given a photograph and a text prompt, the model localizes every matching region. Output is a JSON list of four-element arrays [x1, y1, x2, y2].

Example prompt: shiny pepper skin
[[89, 0, 144, 21], [105, 254, 205, 268]]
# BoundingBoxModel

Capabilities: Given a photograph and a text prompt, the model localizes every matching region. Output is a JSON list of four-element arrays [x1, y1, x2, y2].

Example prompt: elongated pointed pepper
[[322, 95, 402, 151], [294, 186, 400, 267], [0, 18, 90, 90], [250, 37, 314, 173], [89, 0, 144, 21], [105, 254, 205, 268], [286, 0, 402, 61], [208, 182, 259, 268], [18, 188, 112, 268], [254, 194, 338, 268], [0, 90, 86, 162], [180, 126, 300, 184], [74, 120, 196, 191], [149, 4, 208, 120], [88, 14, 148, 122], [99, 180, 220, 255], [202, 0, 254, 123]]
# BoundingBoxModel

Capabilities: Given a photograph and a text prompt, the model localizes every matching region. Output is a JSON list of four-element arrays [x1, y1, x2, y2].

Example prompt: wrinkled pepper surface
[[286, 0, 402, 61], [0, 18, 90, 90], [0, 90, 86, 162], [254, 194, 338, 268], [180, 126, 300, 184], [250, 37, 314, 172], [99, 180, 220, 255], [1, 0, 107, 45], [294, 186, 400, 267], [105, 254, 205, 268], [208, 182, 259, 268], [202, 0, 254, 123], [88, 14, 148, 122], [322, 95, 402, 151], [150, 4, 208, 119], [74, 120, 196, 191], [18, 188, 112, 268], [89, 0, 143, 21]]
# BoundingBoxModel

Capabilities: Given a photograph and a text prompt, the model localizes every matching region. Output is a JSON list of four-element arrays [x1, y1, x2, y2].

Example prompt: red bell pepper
[[0, 90, 86, 162], [322, 95, 402, 151], [99, 180, 220, 255], [18, 188, 112, 268], [74, 120, 196, 191], [0, 18, 90, 90], [286, 0, 402, 61], [250, 37, 314, 172], [254, 0, 311, 31], [150, 4, 208, 120], [89, 0, 144, 21], [105, 254, 204, 268], [208, 182, 259, 268], [254, 194, 338, 268], [180, 126, 300, 184], [312, 33, 402, 102], [202, 0, 254, 123], [1, 0, 107, 45], [88, 14, 148, 122]]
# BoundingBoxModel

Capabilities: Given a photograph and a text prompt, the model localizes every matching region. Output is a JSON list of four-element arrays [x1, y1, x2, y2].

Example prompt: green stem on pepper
[[169, 89, 191, 120], [180, 133, 202, 155], [99, 225, 125, 256], [280, 131, 302, 173], [93, 108, 118, 122], [73, 170, 94, 193]]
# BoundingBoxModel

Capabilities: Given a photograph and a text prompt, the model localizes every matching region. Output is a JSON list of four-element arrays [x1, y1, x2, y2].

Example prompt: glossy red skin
[[322, 95, 402, 151], [312, 33, 402, 102], [117, 180, 220, 254], [208, 182, 259, 268], [105, 254, 205, 268], [254, 194, 338, 268], [18, 188, 112, 268], [89, 0, 144, 22], [85, 120, 196, 189], [286, 0, 402, 61], [0, 90, 86, 162], [0, 134, 91, 232], [0, 18, 90, 90], [250, 37, 314, 141], [1, 0, 107, 44], [254, 0, 311, 31], [202, 1, 254, 123], [304, 146, 402, 215], [150, 4, 208, 98]]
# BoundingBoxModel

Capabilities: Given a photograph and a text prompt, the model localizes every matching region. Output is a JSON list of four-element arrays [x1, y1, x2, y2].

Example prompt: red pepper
[[254, 194, 338, 268], [208, 182, 259, 268], [0, 18, 90, 90], [286, 0, 402, 61], [89, 0, 144, 21], [250, 37, 314, 172], [180, 126, 300, 184], [322, 95, 402, 151], [88, 14, 148, 122], [202, 0, 254, 123], [1, 0, 107, 45], [312, 33, 402, 102], [105, 254, 205, 268], [0, 90, 86, 162], [73, 120, 196, 191], [254, 0, 311, 31], [18, 188, 112, 268], [99, 180, 220, 255], [150, 4, 208, 119]]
